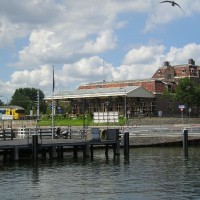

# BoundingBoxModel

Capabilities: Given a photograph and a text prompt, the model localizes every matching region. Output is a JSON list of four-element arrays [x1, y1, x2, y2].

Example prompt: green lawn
[[39, 115, 125, 127]]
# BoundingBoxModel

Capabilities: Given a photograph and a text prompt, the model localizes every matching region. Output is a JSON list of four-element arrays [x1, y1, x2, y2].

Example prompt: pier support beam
[[105, 145, 109, 156], [83, 143, 90, 157], [73, 146, 78, 158], [49, 146, 57, 159], [116, 141, 120, 155], [3, 150, 8, 163], [183, 129, 188, 157], [14, 146, 19, 161], [57, 146, 64, 159], [41, 148, 47, 159], [32, 135, 39, 160], [90, 145, 94, 158], [124, 132, 129, 156]]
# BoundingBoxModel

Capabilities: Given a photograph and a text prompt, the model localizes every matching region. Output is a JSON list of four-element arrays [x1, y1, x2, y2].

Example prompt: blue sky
[[0, 0, 200, 102]]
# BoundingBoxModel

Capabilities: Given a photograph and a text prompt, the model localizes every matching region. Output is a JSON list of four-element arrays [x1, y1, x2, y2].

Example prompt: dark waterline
[[0, 147, 200, 200]]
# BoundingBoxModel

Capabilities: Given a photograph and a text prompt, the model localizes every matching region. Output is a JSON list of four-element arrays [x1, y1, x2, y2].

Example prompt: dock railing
[[6, 125, 200, 141], [16, 126, 88, 140]]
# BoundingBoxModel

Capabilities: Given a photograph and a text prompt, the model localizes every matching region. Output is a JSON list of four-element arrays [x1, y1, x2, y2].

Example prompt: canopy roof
[[45, 86, 155, 100]]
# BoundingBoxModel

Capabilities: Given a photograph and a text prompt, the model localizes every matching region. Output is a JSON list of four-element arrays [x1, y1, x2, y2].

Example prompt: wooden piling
[[83, 143, 90, 157], [32, 135, 38, 160], [105, 144, 109, 156], [57, 146, 64, 159], [116, 141, 120, 155], [124, 132, 129, 156], [183, 129, 188, 157], [41, 148, 47, 159], [90, 145, 94, 158], [49, 146, 57, 159], [73, 146, 78, 158], [14, 146, 19, 161]]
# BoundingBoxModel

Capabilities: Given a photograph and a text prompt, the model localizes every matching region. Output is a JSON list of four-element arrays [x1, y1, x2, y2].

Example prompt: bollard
[[32, 135, 39, 160], [124, 132, 129, 156], [183, 129, 188, 157]]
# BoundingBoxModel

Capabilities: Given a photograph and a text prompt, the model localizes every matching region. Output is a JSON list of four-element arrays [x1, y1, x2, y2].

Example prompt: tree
[[10, 88, 47, 115], [174, 78, 198, 108], [0, 99, 4, 106]]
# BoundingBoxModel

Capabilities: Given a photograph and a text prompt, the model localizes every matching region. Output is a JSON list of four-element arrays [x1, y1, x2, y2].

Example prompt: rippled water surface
[[0, 147, 200, 200]]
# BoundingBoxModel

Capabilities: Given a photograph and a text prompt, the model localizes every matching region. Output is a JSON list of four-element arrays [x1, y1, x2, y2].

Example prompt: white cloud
[[4, 42, 200, 99], [6, 65, 54, 98], [1, 0, 200, 100], [123, 45, 165, 65], [81, 30, 117, 53], [165, 43, 200, 65], [16, 30, 63, 68], [0, 18, 27, 47], [61, 56, 110, 86]]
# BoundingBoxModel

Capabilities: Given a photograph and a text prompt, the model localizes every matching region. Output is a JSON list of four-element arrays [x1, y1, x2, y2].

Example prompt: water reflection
[[0, 147, 200, 200]]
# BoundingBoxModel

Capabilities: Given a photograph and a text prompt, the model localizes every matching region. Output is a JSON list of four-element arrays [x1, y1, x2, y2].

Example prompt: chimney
[[188, 59, 195, 65], [164, 61, 170, 67]]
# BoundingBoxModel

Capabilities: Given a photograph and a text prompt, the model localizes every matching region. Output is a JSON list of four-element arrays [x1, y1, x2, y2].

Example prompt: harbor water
[[0, 147, 200, 200]]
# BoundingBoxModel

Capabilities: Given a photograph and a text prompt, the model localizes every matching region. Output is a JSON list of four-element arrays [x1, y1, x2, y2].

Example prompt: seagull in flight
[[160, 1, 184, 13]]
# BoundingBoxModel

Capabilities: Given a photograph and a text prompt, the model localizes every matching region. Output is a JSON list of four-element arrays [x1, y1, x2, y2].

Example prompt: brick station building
[[46, 58, 200, 117]]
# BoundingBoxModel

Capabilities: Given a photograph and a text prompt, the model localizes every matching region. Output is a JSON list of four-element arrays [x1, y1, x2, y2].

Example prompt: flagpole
[[52, 66, 55, 139]]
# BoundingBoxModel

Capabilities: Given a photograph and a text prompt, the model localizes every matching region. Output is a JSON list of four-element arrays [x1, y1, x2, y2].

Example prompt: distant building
[[46, 59, 200, 117]]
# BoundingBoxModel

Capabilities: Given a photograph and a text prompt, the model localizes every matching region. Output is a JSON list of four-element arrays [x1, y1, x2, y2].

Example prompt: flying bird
[[160, 1, 184, 13]]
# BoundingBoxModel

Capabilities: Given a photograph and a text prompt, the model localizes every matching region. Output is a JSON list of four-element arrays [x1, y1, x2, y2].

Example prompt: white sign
[[30, 110, 33, 116], [179, 105, 186, 109], [93, 112, 119, 123], [2, 115, 13, 120]]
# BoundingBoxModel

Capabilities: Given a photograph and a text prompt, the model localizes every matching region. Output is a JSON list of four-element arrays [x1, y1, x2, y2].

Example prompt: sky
[[0, 0, 200, 102]]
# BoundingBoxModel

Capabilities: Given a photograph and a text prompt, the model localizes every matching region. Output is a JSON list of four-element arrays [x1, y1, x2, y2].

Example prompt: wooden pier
[[0, 128, 128, 163]]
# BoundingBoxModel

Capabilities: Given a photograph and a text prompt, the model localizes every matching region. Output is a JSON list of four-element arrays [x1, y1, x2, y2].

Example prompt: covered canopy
[[45, 86, 155, 100]]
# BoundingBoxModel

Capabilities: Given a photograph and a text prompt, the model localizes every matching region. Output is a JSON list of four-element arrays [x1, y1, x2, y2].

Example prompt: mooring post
[[124, 132, 129, 156], [183, 129, 188, 157], [32, 135, 39, 160], [14, 146, 19, 161]]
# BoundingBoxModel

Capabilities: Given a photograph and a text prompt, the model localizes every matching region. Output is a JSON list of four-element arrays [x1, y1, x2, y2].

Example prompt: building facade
[[46, 59, 200, 117], [78, 59, 200, 116]]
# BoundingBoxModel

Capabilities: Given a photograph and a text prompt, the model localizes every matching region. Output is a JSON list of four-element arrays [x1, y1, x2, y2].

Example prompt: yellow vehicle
[[0, 106, 25, 120]]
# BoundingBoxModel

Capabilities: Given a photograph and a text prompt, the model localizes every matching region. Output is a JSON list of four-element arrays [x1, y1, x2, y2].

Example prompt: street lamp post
[[105, 101, 109, 129], [120, 88, 127, 125], [82, 99, 86, 131]]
